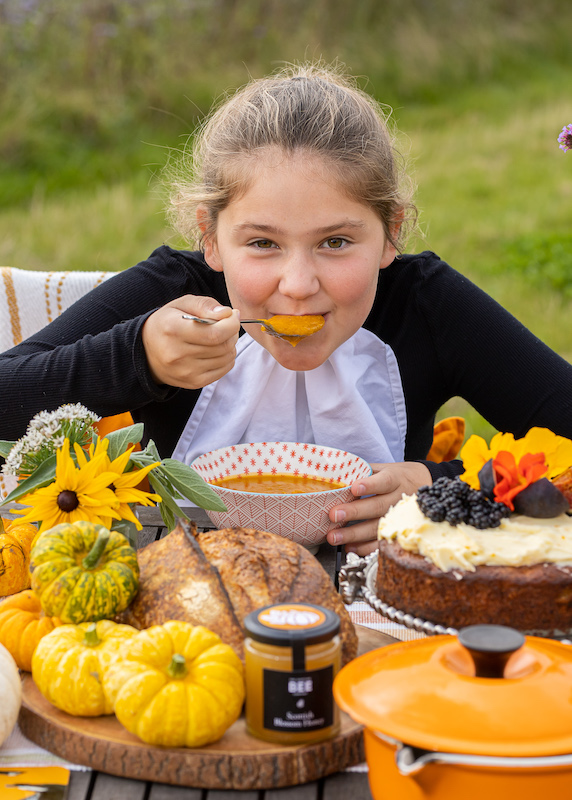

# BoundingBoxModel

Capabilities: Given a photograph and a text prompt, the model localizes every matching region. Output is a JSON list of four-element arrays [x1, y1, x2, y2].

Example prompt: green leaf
[[158, 459, 227, 512], [158, 500, 176, 532], [131, 450, 176, 490], [143, 439, 161, 462], [1, 454, 57, 504], [103, 423, 144, 460], [148, 471, 189, 530], [130, 450, 161, 470], [111, 518, 139, 549], [0, 441, 16, 459]]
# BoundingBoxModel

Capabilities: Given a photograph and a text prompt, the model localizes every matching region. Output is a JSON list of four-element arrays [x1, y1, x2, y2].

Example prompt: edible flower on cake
[[459, 427, 572, 509]]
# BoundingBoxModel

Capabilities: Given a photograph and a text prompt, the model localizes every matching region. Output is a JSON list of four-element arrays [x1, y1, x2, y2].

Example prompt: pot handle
[[391, 740, 572, 775], [458, 624, 525, 678]]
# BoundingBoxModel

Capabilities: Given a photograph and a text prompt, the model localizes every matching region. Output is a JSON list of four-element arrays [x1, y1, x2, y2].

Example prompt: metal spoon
[[181, 313, 311, 343]]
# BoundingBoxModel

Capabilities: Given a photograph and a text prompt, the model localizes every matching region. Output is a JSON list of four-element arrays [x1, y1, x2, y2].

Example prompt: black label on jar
[[262, 666, 334, 731]]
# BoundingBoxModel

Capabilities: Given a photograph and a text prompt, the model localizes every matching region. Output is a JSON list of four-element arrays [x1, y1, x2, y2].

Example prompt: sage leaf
[[144, 439, 161, 462], [130, 450, 162, 471], [111, 518, 139, 549], [159, 503, 176, 532], [148, 471, 189, 529], [159, 459, 227, 512], [104, 423, 144, 460], [1, 454, 57, 504], [0, 440, 16, 459]]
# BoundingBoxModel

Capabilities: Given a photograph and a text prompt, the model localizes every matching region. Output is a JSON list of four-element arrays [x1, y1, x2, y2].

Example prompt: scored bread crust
[[376, 538, 572, 636], [119, 520, 357, 663]]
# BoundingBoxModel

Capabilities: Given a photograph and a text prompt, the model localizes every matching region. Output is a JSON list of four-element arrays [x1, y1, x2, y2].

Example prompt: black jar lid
[[244, 603, 340, 647]]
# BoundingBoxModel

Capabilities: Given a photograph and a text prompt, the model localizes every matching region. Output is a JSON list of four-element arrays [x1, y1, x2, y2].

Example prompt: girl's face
[[202, 150, 397, 371]]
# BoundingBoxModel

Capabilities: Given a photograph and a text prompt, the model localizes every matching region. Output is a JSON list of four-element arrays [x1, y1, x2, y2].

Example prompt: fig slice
[[477, 459, 496, 499], [512, 477, 570, 518]]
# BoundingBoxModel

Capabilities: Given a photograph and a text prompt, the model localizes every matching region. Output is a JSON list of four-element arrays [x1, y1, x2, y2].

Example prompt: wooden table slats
[[68, 771, 372, 799], [148, 784, 203, 800]]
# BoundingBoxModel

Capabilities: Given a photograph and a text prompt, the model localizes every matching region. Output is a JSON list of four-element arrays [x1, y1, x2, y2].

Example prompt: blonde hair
[[167, 63, 417, 251]]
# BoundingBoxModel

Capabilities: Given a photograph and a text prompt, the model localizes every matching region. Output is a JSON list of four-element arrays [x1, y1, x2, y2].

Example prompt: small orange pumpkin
[[0, 518, 37, 597], [0, 589, 62, 671]]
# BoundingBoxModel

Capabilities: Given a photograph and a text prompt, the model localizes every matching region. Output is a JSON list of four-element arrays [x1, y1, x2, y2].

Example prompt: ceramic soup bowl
[[190, 441, 372, 550]]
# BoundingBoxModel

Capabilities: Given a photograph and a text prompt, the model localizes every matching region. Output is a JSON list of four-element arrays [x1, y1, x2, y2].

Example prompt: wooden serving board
[[19, 625, 396, 791]]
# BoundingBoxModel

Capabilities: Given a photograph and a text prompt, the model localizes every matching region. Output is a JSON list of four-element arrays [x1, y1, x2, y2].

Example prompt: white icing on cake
[[377, 493, 572, 572]]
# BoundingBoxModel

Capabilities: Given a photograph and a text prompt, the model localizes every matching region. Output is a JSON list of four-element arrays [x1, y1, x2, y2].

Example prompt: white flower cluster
[[2, 403, 101, 478]]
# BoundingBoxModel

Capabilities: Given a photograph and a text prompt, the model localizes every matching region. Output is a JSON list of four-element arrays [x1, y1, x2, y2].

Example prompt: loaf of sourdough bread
[[119, 519, 358, 664]]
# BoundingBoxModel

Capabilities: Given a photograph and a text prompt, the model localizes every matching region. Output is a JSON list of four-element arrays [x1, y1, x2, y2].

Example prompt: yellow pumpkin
[[0, 518, 37, 597], [32, 619, 137, 716], [0, 589, 62, 672], [103, 620, 245, 747]]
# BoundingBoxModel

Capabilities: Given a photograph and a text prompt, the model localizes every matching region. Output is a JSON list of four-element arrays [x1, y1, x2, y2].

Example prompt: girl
[[2, 64, 572, 556]]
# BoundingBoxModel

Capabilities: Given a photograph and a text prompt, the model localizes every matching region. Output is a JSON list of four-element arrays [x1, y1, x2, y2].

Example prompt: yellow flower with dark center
[[73, 437, 162, 530], [460, 427, 572, 490], [100, 446, 162, 530], [16, 438, 121, 532]]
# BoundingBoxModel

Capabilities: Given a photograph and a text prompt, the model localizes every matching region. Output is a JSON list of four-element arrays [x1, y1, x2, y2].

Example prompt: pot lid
[[334, 625, 572, 757]]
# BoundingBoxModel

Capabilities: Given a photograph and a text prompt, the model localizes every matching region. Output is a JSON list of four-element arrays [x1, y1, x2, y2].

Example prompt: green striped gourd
[[30, 521, 139, 623]]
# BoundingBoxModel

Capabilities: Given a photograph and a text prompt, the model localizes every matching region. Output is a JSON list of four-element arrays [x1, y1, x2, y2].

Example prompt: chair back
[[0, 267, 118, 499], [0, 266, 117, 351]]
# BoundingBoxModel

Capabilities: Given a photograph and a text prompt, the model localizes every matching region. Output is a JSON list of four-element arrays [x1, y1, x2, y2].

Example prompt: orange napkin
[[94, 412, 137, 442], [427, 416, 466, 463], [0, 766, 69, 799]]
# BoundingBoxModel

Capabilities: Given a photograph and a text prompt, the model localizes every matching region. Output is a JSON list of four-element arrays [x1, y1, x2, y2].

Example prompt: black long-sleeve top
[[2, 247, 572, 480]]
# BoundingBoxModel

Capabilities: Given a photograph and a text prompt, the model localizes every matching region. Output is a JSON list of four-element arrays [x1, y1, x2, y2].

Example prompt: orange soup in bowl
[[210, 473, 347, 494]]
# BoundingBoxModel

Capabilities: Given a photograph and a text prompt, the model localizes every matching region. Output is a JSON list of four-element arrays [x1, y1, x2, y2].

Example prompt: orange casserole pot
[[334, 625, 572, 800]]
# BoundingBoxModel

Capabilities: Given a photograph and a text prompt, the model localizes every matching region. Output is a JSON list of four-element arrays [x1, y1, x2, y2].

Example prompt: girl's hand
[[142, 296, 240, 389], [326, 461, 432, 557]]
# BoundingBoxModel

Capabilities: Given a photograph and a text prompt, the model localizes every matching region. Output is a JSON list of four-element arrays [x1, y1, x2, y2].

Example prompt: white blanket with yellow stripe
[[0, 267, 118, 497], [0, 266, 117, 353]]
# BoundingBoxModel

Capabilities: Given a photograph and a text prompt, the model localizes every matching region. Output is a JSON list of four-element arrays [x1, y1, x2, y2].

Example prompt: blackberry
[[417, 477, 511, 529]]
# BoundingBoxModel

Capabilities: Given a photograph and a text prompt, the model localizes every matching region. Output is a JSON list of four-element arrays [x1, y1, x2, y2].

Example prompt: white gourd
[[0, 642, 21, 746]]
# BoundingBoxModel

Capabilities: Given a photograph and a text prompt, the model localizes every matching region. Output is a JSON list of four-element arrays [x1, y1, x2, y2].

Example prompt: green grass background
[[1, 0, 571, 444]]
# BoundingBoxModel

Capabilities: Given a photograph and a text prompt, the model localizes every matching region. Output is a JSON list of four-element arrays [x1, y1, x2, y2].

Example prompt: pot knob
[[458, 624, 525, 678]]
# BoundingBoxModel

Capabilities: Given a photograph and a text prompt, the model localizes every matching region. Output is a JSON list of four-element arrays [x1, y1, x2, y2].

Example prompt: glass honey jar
[[244, 603, 341, 745]]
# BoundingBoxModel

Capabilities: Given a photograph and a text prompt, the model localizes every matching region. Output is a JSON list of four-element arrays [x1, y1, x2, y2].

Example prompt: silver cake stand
[[338, 550, 458, 636]]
